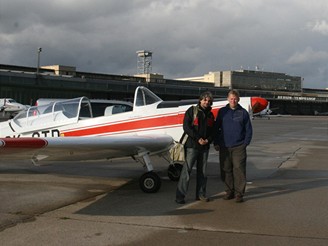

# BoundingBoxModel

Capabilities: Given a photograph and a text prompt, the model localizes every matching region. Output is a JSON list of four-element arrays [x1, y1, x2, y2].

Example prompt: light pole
[[36, 47, 42, 74]]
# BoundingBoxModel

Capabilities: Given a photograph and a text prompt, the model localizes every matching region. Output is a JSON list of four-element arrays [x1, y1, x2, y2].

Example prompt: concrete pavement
[[0, 116, 327, 245]]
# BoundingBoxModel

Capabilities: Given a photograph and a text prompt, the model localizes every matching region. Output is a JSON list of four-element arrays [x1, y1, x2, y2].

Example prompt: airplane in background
[[0, 98, 28, 121], [314, 110, 328, 116], [0, 86, 268, 193], [0, 98, 27, 113], [252, 102, 275, 119]]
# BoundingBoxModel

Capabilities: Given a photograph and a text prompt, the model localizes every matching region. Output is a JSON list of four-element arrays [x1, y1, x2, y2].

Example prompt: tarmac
[[0, 116, 327, 246]]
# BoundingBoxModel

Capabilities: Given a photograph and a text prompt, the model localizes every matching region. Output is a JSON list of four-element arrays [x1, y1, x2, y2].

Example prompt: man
[[175, 91, 215, 204], [214, 89, 253, 203]]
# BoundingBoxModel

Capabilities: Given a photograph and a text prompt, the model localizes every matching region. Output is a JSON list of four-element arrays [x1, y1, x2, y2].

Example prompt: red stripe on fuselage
[[62, 107, 220, 137], [62, 113, 185, 136]]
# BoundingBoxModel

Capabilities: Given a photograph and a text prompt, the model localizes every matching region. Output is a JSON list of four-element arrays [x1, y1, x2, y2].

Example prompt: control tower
[[136, 50, 152, 74]]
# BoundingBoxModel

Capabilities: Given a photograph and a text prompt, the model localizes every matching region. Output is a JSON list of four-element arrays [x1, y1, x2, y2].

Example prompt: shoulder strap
[[192, 105, 198, 123], [180, 105, 198, 144]]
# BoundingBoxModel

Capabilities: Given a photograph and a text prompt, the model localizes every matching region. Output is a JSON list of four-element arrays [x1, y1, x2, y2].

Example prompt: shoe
[[235, 195, 244, 203], [175, 199, 186, 204], [223, 193, 235, 200], [196, 196, 210, 202]]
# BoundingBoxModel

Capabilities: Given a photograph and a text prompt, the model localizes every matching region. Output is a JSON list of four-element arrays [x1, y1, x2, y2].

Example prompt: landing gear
[[139, 171, 161, 193], [167, 163, 183, 181], [137, 151, 162, 193], [136, 151, 183, 193]]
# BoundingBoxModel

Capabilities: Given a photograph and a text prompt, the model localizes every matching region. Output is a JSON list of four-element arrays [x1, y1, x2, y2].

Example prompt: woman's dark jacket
[[182, 104, 215, 150]]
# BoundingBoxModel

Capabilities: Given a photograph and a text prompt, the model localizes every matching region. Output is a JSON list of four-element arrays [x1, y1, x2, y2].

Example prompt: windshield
[[134, 86, 162, 107]]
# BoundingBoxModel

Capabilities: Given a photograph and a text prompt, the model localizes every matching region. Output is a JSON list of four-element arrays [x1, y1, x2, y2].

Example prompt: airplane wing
[[0, 135, 173, 164]]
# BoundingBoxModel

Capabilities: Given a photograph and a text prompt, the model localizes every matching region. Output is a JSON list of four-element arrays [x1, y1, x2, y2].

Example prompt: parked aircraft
[[0, 98, 28, 121], [252, 102, 274, 119], [314, 110, 328, 116], [0, 86, 268, 192], [0, 98, 27, 113]]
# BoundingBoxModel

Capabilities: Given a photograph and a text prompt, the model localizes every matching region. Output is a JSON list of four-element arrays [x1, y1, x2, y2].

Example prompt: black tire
[[139, 172, 161, 193], [167, 163, 183, 181]]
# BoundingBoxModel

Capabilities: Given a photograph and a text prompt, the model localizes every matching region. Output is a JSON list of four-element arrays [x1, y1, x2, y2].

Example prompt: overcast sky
[[1, 0, 328, 89]]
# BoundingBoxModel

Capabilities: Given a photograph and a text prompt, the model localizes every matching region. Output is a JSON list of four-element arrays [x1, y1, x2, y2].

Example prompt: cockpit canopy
[[133, 86, 162, 107]]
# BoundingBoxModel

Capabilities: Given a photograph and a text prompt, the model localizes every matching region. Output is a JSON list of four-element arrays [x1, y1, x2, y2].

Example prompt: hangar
[[1, 63, 327, 115]]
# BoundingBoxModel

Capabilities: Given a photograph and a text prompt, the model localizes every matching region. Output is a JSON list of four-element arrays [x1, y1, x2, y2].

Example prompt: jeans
[[220, 144, 247, 196], [176, 148, 209, 200]]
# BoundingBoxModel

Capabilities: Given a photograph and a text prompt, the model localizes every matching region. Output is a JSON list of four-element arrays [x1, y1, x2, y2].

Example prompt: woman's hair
[[199, 91, 213, 106]]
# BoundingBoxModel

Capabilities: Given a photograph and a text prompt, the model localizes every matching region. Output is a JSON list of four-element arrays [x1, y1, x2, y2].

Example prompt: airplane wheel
[[168, 163, 183, 181], [139, 172, 161, 193]]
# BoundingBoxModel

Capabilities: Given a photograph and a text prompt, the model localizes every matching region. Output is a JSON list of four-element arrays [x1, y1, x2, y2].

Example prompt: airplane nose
[[251, 97, 268, 114]]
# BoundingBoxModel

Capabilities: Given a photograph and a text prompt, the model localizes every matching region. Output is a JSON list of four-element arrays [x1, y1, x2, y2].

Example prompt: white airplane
[[0, 98, 27, 113], [0, 86, 268, 193], [0, 98, 28, 121]]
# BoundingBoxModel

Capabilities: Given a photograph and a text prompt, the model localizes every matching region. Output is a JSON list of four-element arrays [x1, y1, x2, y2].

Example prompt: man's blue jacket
[[213, 104, 253, 148]]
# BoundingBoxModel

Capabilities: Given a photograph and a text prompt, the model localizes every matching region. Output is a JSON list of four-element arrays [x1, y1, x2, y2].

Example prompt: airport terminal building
[[0, 63, 327, 115], [177, 69, 303, 92]]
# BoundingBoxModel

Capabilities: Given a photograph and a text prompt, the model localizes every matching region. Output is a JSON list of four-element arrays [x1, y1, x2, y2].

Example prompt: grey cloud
[[287, 47, 328, 64], [0, 0, 327, 89], [308, 20, 328, 36]]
